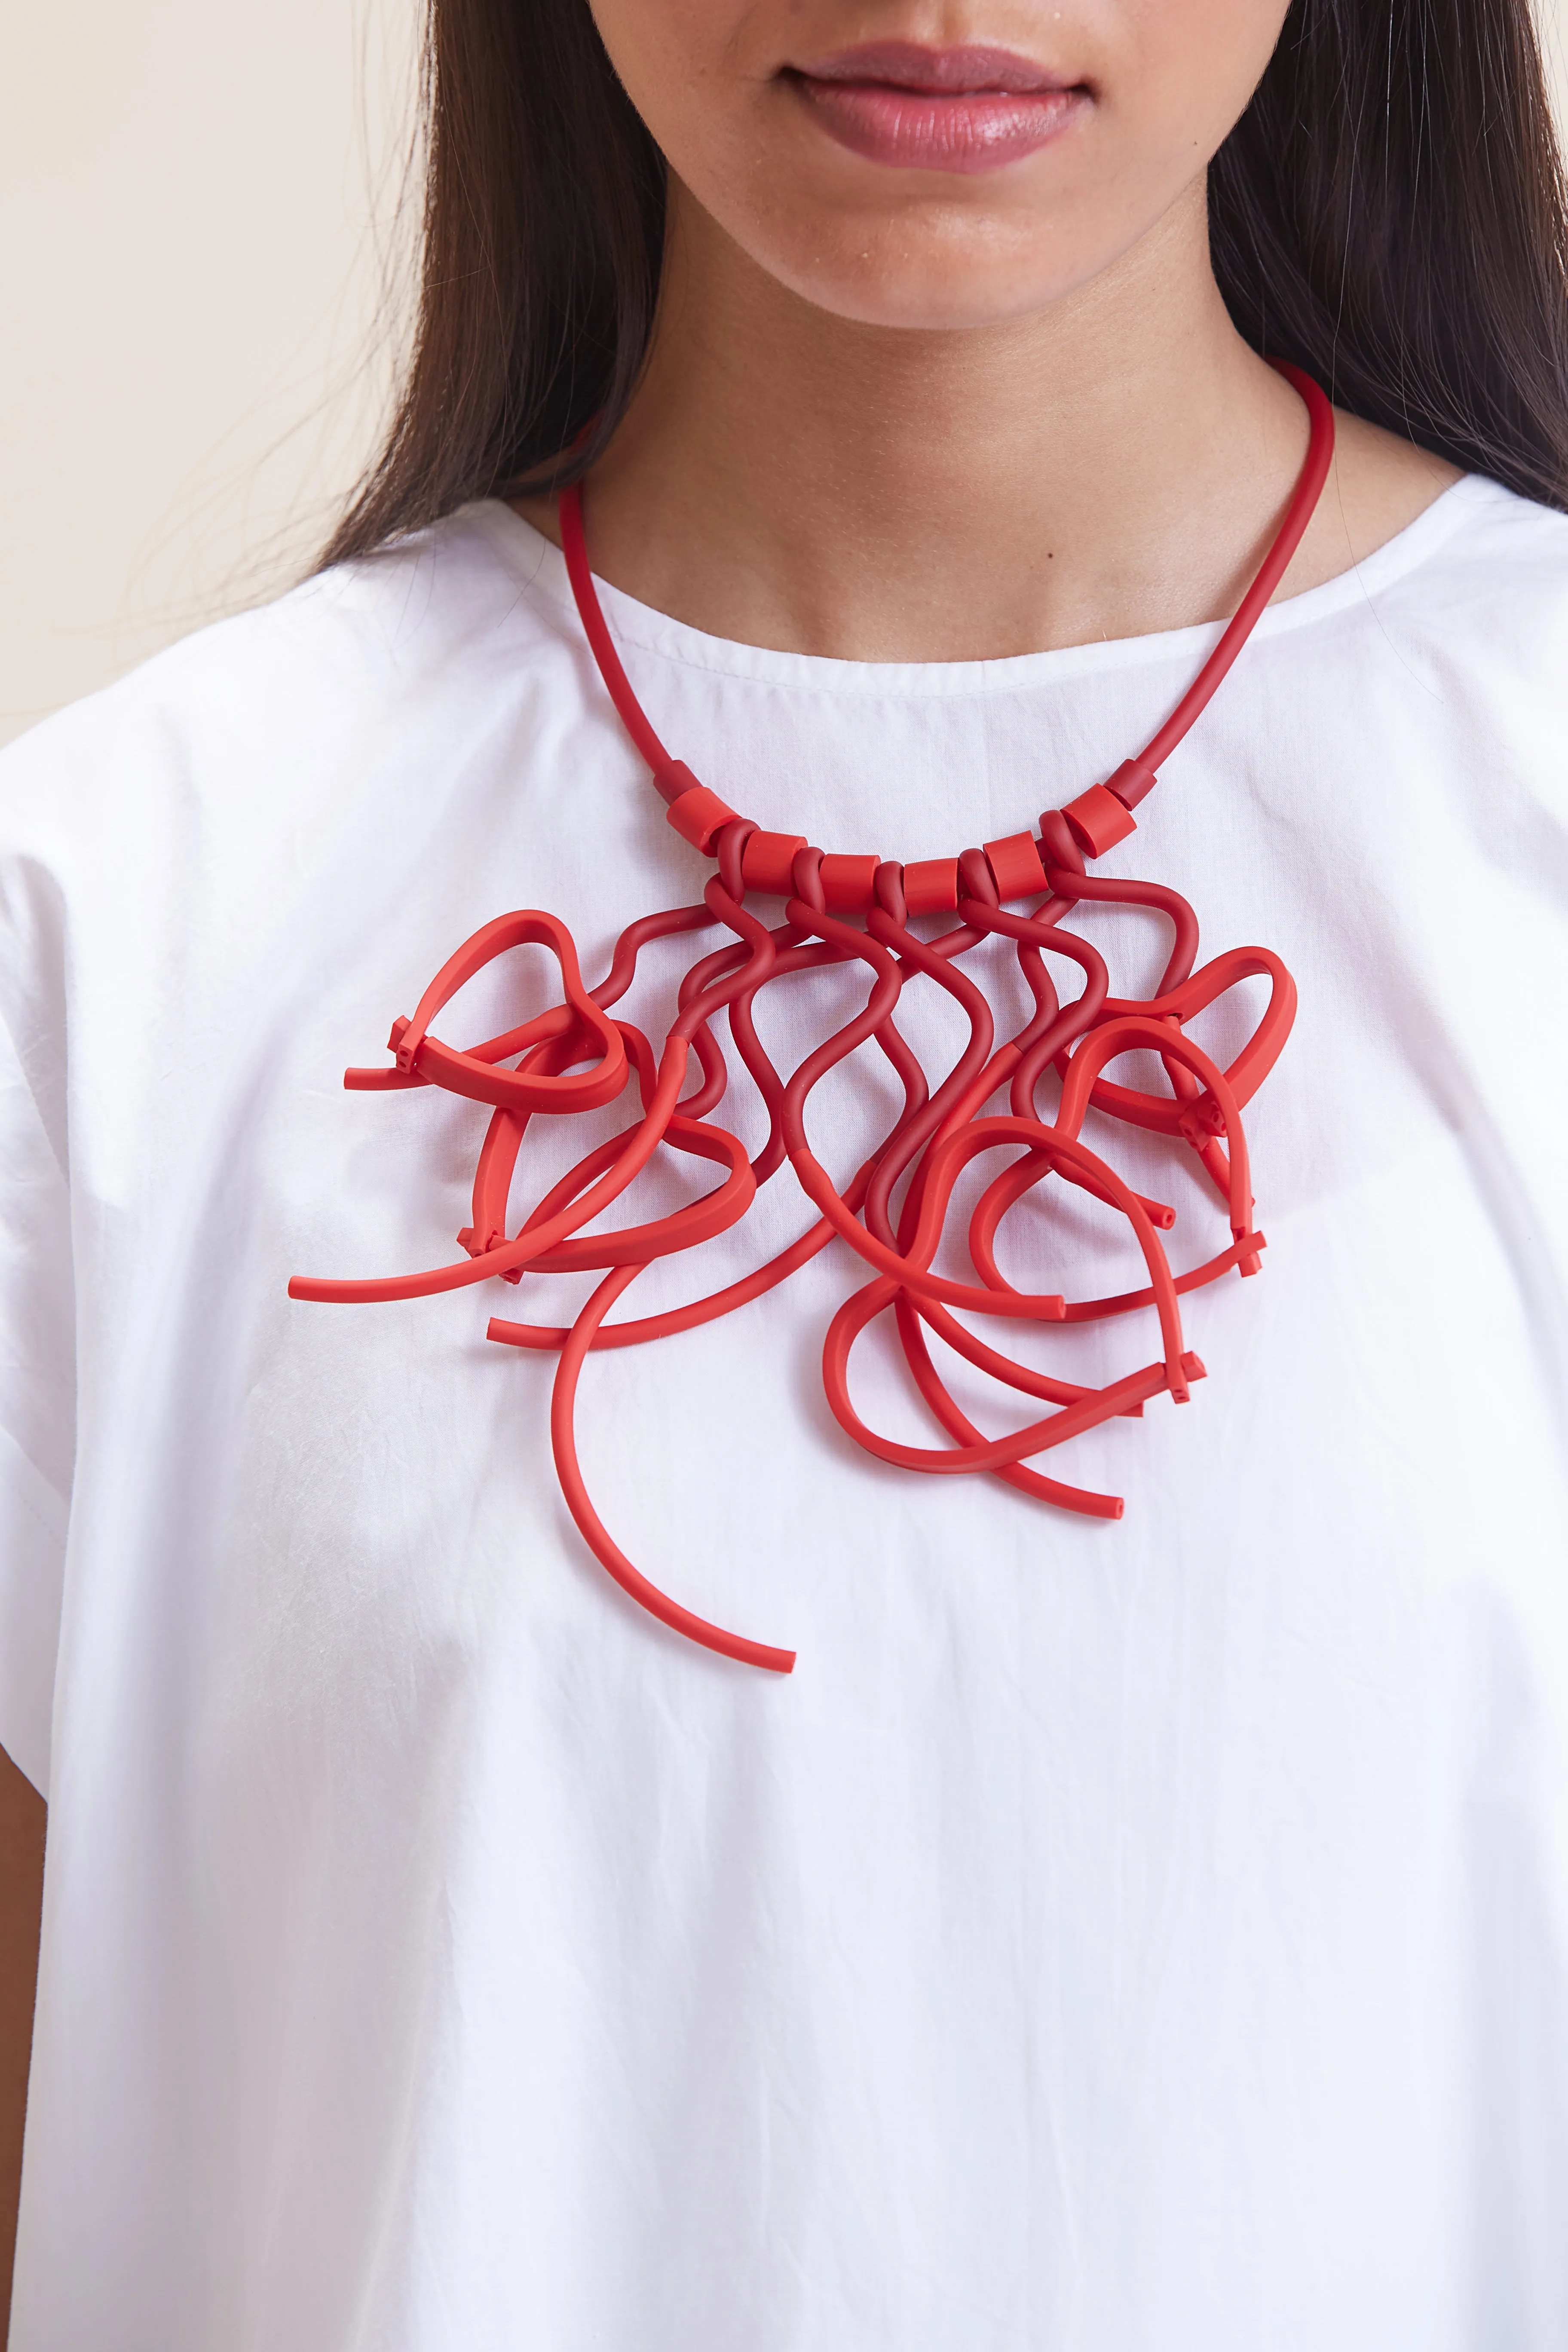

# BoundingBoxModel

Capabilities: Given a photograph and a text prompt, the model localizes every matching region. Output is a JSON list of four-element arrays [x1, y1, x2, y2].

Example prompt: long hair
[[321, 0, 1568, 568]]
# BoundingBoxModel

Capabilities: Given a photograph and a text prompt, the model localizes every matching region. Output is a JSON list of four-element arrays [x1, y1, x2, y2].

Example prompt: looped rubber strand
[[291, 362, 1333, 1673]]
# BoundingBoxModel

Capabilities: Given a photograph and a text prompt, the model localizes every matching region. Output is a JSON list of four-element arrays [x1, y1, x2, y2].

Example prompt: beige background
[[0, 0, 420, 745], [3, 0, 1565, 749]]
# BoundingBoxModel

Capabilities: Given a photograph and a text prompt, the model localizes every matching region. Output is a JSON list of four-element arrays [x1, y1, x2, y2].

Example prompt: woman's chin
[[768, 261, 1082, 334], [693, 199, 1133, 336], [684, 108, 1181, 335]]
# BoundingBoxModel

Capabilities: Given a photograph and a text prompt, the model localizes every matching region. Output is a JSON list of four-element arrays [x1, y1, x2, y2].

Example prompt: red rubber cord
[[291, 366, 1334, 1673]]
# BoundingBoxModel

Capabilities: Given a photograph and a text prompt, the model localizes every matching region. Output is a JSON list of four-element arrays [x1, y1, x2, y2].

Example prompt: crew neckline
[[469, 473, 1499, 701]]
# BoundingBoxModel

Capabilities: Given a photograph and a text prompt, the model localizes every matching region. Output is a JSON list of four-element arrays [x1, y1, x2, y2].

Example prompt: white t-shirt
[[3, 478, 1568, 2351]]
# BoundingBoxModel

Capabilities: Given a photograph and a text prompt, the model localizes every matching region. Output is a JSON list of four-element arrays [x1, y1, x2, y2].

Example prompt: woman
[[3, 0, 1566, 2342]]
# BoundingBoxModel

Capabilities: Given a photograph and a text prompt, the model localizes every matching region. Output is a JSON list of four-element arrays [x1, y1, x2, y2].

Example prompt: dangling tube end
[[611, 1580, 797, 1675], [1170, 1349, 1208, 1405], [291, 1274, 396, 1303], [743, 1641, 797, 1676], [344, 1065, 424, 1091]]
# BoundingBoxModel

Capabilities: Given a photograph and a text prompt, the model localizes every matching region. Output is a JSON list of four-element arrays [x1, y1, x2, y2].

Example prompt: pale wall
[[2, 1, 1565, 747], [0, 0, 419, 744]]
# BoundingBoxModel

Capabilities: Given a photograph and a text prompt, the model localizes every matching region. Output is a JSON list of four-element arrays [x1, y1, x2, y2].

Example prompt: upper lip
[[787, 41, 1080, 94]]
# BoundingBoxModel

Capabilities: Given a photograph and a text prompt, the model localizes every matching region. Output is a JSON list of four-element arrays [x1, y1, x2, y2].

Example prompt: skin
[[0, 3, 1458, 2321], [0, 1749, 43, 2346], [519, 1, 1458, 651]]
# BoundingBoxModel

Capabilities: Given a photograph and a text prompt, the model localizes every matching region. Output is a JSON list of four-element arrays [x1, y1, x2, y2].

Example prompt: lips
[[786, 41, 1089, 175]]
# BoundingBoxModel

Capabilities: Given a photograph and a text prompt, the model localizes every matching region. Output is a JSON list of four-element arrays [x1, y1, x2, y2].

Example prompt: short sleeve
[[0, 971, 74, 1797]]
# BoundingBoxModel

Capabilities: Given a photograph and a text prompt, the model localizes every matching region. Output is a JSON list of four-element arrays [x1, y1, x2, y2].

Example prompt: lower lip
[[791, 78, 1086, 175]]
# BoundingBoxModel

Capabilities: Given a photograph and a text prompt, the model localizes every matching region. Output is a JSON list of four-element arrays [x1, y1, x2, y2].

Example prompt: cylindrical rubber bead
[[667, 782, 741, 853], [983, 832, 1048, 901], [1106, 757, 1158, 810], [821, 853, 881, 913], [741, 830, 810, 896], [903, 857, 961, 916], [1063, 783, 1139, 858]]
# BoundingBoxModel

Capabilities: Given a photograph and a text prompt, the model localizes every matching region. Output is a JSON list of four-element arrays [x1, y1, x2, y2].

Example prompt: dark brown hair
[[322, 0, 1568, 567]]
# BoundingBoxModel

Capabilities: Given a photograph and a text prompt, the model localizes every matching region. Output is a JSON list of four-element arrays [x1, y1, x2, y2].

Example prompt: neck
[[522, 177, 1444, 662]]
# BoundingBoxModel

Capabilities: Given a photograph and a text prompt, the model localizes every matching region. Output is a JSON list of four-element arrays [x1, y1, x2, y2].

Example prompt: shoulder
[[1403, 470, 1568, 608], [1301, 409, 1568, 649], [0, 502, 577, 869], [0, 503, 590, 1085], [1360, 473, 1568, 720], [1297, 463, 1568, 684], [1310, 472, 1568, 851]]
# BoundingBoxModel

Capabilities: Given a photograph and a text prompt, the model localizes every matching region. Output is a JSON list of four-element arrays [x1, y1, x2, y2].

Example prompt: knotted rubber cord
[[291, 361, 1333, 1674]]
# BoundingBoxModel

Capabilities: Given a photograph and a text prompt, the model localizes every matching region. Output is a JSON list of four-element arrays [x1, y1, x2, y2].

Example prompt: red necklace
[[291, 363, 1333, 1675]]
